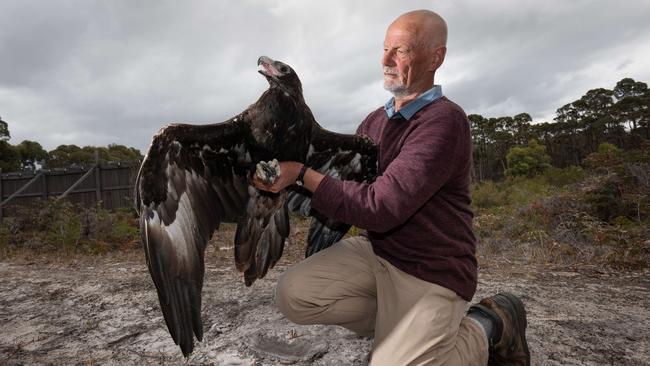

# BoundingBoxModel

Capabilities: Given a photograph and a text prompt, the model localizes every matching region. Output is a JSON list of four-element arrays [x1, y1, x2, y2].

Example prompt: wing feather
[[137, 117, 252, 356], [288, 126, 377, 257]]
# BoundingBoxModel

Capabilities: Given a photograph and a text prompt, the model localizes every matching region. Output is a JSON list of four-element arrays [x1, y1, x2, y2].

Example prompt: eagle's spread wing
[[287, 126, 377, 256], [135, 116, 252, 356]]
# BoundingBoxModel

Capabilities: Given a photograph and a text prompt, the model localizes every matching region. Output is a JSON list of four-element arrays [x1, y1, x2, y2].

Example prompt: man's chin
[[383, 83, 408, 97]]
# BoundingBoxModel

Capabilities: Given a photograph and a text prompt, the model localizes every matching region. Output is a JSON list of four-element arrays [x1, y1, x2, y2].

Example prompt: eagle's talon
[[255, 159, 281, 185]]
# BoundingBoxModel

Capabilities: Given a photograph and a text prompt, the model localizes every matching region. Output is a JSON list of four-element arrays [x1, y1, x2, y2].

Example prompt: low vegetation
[[473, 142, 650, 269], [0, 200, 139, 258], [1, 141, 648, 270]]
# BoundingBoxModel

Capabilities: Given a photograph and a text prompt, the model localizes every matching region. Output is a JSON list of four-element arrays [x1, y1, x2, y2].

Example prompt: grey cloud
[[444, 0, 650, 119], [1, 0, 649, 153]]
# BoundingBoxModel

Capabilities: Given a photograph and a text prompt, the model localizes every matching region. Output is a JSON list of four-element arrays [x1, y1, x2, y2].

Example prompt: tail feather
[[234, 191, 289, 286]]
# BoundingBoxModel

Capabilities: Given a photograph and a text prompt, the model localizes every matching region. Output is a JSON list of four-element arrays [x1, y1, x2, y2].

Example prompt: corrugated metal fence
[[0, 163, 139, 220]]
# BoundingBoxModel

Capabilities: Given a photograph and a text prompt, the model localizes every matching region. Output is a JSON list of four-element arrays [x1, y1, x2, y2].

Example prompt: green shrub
[[472, 176, 551, 210], [506, 176, 552, 207], [544, 166, 586, 188], [471, 180, 507, 209], [583, 142, 624, 170], [504, 139, 552, 178], [583, 179, 624, 222]]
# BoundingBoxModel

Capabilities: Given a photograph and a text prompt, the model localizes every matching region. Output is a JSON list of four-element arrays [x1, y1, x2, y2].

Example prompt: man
[[255, 9, 530, 366]]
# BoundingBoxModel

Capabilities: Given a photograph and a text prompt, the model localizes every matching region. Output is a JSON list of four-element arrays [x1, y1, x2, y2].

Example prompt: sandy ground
[[1, 240, 649, 365]]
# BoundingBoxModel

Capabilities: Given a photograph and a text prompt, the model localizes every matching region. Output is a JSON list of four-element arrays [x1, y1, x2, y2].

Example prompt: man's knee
[[275, 268, 313, 324]]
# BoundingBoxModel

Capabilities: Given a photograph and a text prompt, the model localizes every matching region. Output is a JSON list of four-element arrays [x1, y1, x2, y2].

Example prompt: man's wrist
[[296, 164, 308, 186]]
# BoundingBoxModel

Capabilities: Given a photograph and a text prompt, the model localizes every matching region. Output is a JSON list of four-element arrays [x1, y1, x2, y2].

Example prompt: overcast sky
[[1, 0, 649, 153]]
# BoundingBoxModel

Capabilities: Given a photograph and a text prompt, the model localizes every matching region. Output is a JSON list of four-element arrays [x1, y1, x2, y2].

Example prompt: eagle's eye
[[279, 66, 289, 73]]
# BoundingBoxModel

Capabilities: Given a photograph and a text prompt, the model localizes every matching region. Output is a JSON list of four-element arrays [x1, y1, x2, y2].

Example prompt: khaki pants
[[276, 236, 489, 366]]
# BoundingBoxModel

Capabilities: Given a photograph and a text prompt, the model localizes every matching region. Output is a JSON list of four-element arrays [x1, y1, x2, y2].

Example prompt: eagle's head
[[257, 56, 302, 96]]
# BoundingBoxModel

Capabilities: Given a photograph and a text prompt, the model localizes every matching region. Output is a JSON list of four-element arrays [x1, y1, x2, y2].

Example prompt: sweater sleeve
[[311, 109, 465, 233]]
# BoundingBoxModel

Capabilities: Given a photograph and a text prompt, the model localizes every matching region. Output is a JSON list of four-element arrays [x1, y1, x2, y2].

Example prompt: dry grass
[[473, 164, 650, 269], [0, 199, 140, 260]]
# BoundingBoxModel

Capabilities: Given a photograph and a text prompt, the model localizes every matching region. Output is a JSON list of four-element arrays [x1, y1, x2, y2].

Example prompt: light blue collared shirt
[[384, 85, 443, 120]]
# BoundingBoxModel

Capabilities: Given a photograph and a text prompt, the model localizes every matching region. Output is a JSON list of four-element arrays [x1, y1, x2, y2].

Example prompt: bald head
[[390, 10, 447, 52]]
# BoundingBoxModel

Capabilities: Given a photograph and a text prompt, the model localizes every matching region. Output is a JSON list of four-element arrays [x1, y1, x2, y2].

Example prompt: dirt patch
[[0, 246, 649, 365]]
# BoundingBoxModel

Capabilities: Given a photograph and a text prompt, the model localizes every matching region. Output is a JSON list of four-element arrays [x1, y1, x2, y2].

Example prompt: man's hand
[[253, 161, 303, 193]]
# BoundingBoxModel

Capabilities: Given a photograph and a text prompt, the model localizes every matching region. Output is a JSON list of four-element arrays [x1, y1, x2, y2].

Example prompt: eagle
[[135, 56, 378, 356]]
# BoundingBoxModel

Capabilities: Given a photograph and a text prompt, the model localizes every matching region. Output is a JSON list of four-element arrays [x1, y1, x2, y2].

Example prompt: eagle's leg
[[255, 159, 281, 185]]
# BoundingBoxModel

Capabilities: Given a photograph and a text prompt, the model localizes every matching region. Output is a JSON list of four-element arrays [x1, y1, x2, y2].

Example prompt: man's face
[[382, 23, 432, 97]]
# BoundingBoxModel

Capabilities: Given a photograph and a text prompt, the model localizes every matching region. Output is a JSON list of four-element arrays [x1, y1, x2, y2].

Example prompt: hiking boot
[[471, 293, 530, 366]]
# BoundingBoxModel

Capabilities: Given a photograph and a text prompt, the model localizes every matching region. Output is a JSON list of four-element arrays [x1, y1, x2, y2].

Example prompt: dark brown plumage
[[135, 56, 377, 356]]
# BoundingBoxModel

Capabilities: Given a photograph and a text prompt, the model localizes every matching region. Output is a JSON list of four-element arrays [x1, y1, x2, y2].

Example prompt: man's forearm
[[301, 165, 325, 193]]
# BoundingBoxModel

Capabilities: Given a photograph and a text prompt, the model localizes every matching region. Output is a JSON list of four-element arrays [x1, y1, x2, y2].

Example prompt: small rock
[[247, 332, 328, 363]]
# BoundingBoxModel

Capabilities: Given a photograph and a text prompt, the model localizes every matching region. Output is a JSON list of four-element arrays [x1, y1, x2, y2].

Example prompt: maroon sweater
[[311, 96, 477, 301]]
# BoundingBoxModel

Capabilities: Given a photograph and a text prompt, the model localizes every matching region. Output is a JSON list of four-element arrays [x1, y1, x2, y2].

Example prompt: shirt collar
[[384, 85, 443, 120]]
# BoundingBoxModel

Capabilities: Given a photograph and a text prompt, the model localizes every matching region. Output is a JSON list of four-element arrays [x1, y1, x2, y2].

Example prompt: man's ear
[[430, 46, 447, 71]]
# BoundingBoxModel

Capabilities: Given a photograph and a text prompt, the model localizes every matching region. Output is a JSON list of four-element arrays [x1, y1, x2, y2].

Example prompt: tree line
[[1, 77, 648, 178], [470, 77, 649, 181], [0, 118, 142, 172]]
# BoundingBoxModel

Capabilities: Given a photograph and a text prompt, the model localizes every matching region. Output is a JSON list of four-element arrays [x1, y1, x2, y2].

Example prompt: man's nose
[[381, 50, 396, 67]]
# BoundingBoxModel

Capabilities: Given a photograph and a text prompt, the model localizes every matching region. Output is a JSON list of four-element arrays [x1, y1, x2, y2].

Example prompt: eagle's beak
[[258, 56, 280, 78]]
